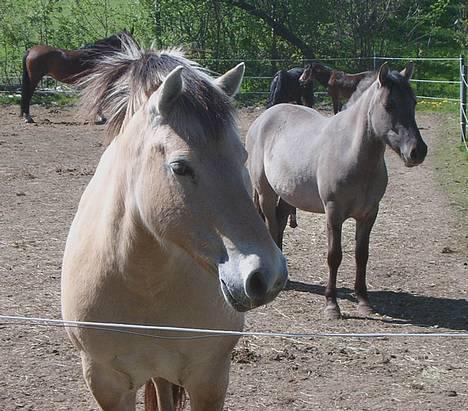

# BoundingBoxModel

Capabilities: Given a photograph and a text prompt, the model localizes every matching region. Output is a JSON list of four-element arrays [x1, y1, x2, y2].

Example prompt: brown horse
[[20, 31, 131, 123], [299, 62, 374, 114]]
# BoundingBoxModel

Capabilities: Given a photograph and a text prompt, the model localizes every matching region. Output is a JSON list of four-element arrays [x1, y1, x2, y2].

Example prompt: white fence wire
[[0, 55, 466, 148], [1, 315, 467, 339]]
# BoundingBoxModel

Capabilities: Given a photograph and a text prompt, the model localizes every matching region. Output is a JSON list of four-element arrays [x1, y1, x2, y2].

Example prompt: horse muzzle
[[219, 256, 288, 312], [401, 140, 428, 167]]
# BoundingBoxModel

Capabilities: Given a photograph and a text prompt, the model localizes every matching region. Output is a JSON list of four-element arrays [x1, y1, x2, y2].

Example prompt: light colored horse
[[246, 62, 427, 319], [61, 37, 287, 411]]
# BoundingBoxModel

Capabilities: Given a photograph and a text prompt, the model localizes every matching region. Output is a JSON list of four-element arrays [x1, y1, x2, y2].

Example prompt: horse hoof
[[289, 221, 298, 228], [24, 117, 34, 124], [324, 305, 341, 320], [357, 303, 375, 317]]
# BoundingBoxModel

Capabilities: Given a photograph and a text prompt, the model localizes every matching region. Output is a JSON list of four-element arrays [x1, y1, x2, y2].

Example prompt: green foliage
[[0, 0, 465, 100]]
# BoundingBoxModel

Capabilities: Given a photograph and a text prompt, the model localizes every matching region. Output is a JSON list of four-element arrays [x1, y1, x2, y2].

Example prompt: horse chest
[[321, 164, 388, 218]]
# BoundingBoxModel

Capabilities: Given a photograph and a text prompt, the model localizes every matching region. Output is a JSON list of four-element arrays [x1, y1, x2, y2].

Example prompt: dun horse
[[267, 67, 315, 108], [61, 37, 287, 410], [247, 62, 427, 319], [299, 62, 374, 114], [20, 31, 130, 123]]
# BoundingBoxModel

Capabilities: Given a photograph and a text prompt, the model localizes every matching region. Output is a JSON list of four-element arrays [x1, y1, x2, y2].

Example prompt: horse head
[[79, 45, 288, 311], [299, 64, 314, 86], [370, 62, 427, 166]]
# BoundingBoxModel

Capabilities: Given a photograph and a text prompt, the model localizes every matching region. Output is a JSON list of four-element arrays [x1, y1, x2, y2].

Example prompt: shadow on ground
[[285, 280, 468, 331]]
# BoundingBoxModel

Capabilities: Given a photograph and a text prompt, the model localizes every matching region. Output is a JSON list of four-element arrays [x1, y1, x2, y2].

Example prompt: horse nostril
[[410, 148, 417, 161], [245, 271, 268, 301]]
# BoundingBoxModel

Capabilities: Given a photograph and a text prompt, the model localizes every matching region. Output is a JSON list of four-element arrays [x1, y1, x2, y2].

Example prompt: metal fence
[[1, 55, 466, 149]]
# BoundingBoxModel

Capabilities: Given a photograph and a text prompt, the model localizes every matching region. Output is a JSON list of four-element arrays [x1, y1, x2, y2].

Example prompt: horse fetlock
[[357, 302, 375, 317], [324, 303, 342, 320]]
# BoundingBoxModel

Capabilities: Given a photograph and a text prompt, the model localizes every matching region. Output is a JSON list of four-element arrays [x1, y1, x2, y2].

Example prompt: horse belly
[[266, 166, 324, 213], [281, 183, 325, 213]]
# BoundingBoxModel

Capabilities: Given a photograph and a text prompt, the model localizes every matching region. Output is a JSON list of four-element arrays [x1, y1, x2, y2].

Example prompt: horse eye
[[170, 161, 193, 177]]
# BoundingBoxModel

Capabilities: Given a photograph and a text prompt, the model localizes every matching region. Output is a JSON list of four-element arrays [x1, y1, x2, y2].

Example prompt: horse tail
[[266, 70, 289, 108], [144, 380, 158, 411], [20, 50, 31, 117], [266, 72, 279, 108], [144, 379, 186, 411]]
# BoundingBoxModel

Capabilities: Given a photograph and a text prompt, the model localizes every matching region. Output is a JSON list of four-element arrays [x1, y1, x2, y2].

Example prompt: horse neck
[[316, 67, 331, 86], [337, 85, 386, 166]]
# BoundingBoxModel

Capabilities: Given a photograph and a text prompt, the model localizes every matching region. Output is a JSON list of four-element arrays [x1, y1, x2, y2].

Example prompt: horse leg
[[276, 198, 293, 251], [253, 189, 265, 221], [324, 205, 343, 319], [355, 208, 378, 316], [289, 207, 298, 228], [81, 354, 136, 411], [332, 95, 339, 115], [22, 74, 41, 124], [258, 188, 280, 248], [185, 357, 230, 411]]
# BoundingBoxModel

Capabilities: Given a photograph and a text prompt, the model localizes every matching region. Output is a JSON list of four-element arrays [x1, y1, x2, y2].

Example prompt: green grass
[[0, 93, 78, 107], [432, 113, 468, 232], [417, 99, 459, 114]]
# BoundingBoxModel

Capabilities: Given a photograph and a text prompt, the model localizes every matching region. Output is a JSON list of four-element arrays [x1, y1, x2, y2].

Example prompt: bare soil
[[0, 105, 466, 410]]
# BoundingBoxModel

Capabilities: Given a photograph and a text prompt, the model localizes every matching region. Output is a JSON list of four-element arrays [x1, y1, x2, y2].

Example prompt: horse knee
[[81, 355, 136, 411], [185, 359, 229, 411]]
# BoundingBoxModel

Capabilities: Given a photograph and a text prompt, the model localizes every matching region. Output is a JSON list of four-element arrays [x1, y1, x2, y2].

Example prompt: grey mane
[[343, 73, 377, 109], [344, 70, 416, 110], [78, 33, 235, 145]]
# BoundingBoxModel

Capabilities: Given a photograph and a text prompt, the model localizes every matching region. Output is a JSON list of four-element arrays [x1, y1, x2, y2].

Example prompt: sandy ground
[[0, 105, 466, 410]]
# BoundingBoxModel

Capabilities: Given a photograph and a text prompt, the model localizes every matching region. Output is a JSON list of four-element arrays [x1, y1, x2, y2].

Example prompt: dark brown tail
[[20, 50, 31, 117], [266, 70, 288, 108], [144, 379, 186, 411]]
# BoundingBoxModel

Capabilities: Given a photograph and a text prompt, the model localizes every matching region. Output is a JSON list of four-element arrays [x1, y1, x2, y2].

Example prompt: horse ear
[[214, 63, 245, 97], [400, 61, 414, 80], [377, 62, 389, 88], [149, 66, 184, 118]]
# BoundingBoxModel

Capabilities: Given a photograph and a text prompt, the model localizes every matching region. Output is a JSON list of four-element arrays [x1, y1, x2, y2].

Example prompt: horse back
[[25, 45, 90, 83]]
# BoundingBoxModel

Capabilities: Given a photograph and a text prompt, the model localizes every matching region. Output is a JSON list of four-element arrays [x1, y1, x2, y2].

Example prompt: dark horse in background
[[266, 66, 315, 228], [299, 62, 374, 114], [20, 31, 132, 123], [267, 67, 315, 108]]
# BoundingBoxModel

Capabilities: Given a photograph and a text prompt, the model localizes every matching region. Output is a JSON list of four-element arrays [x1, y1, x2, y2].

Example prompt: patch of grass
[[432, 113, 468, 231], [417, 99, 458, 114], [0, 93, 78, 107]]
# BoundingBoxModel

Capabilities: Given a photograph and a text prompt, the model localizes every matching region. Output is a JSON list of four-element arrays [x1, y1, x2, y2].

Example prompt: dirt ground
[[0, 105, 466, 410]]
